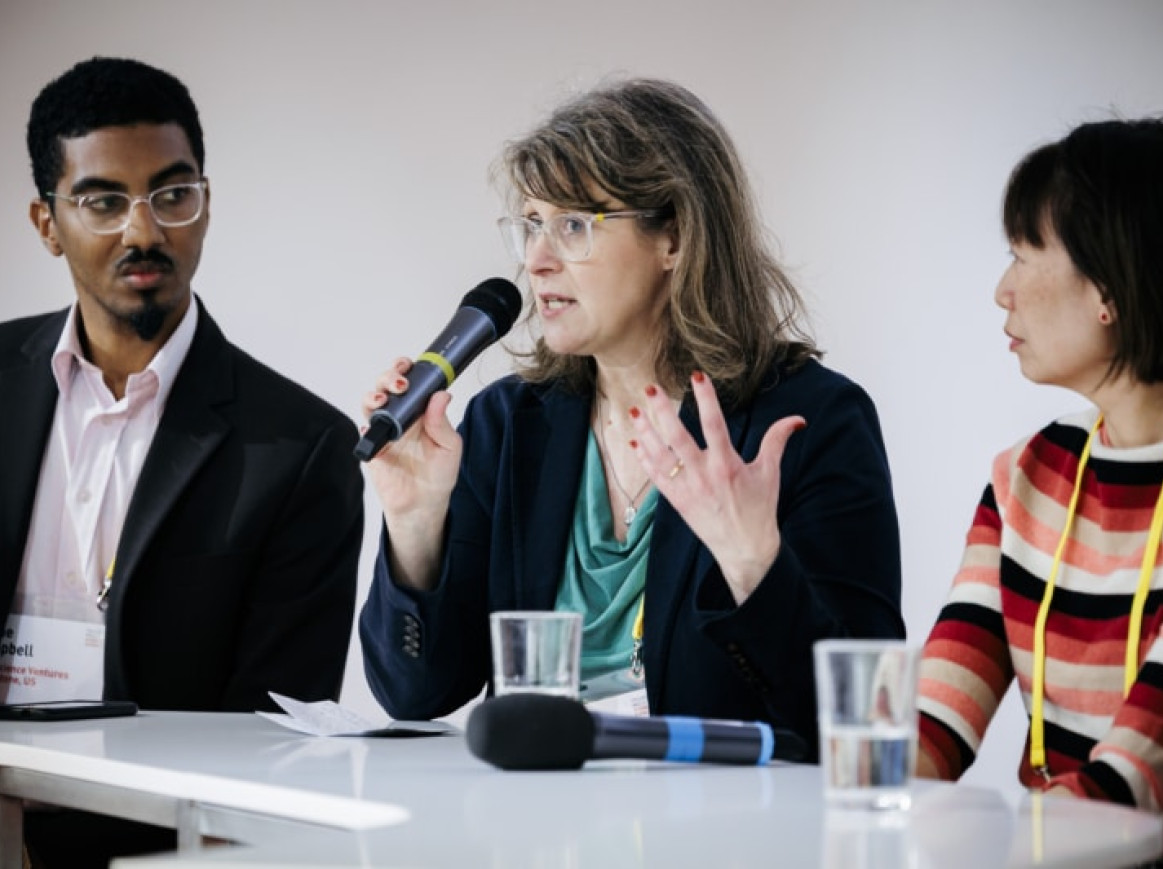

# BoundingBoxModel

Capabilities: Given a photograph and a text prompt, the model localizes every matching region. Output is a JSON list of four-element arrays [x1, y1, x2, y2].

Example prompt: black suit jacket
[[0, 301, 363, 711], [361, 359, 903, 756]]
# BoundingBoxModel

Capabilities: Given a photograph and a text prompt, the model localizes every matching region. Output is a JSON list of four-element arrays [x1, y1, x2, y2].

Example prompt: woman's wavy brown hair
[[496, 77, 819, 408]]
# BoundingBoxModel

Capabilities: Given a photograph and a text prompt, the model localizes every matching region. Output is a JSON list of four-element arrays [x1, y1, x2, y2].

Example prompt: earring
[[1099, 309, 1112, 325]]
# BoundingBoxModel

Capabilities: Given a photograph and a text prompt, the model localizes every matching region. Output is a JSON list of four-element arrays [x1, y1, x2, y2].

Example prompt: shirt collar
[[50, 299, 199, 410]]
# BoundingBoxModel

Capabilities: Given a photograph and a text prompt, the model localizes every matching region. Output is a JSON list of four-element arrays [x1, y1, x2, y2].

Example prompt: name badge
[[0, 614, 105, 703], [580, 669, 650, 717]]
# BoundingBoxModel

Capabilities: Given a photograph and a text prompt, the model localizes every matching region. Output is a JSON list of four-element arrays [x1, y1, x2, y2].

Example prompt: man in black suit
[[0, 57, 364, 866]]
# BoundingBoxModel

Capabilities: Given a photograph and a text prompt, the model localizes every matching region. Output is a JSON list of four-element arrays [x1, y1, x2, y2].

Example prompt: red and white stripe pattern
[[918, 408, 1163, 809]]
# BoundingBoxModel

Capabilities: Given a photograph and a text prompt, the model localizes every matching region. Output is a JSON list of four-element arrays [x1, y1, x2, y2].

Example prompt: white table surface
[[0, 711, 1159, 868]]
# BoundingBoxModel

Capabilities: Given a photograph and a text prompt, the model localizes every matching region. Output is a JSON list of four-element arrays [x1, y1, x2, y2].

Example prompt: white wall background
[[2, 0, 1161, 791]]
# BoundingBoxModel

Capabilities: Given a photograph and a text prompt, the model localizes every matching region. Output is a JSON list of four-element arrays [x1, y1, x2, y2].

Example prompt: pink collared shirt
[[13, 302, 198, 625]]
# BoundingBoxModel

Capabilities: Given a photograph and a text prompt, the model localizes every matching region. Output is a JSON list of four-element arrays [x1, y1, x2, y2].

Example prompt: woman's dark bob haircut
[[1003, 117, 1163, 384]]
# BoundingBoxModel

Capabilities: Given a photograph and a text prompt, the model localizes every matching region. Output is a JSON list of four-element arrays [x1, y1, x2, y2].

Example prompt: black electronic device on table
[[0, 700, 139, 721]]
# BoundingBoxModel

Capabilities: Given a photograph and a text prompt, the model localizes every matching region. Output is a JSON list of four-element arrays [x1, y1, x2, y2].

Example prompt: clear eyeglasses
[[46, 180, 208, 235], [497, 209, 662, 264]]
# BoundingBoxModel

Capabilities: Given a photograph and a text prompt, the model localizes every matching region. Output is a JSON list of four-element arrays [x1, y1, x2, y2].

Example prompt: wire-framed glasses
[[497, 209, 662, 264], [46, 180, 208, 235]]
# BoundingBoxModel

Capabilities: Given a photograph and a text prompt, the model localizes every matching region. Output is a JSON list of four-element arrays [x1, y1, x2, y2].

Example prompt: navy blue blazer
[[360, 358, 903, 754], [0, 301, 363, 711]]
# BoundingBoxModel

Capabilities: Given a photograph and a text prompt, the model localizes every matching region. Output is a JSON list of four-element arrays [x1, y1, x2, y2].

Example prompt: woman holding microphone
[[359, 78, 903, 756]]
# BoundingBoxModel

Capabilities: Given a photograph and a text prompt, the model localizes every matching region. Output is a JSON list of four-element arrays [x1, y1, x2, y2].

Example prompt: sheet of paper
[[260, 692, 457, 737]]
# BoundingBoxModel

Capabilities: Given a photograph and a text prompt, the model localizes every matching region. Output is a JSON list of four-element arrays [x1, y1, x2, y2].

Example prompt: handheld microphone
[[354, 277, 523, 462], [465, 693, 808, 771]]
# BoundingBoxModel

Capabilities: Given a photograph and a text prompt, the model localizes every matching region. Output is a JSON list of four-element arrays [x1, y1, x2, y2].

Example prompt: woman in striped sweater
[[916, 118, 1163, 808]]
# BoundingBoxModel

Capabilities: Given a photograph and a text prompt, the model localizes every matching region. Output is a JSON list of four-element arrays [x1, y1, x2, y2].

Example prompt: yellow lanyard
[[630, 597, 645, 677], [1030, 414, 1163, 774], [97, 557, 115, 611]]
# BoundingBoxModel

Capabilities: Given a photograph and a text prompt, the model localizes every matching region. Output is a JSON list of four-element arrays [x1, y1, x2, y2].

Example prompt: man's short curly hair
[[27, 56, 204, 198]]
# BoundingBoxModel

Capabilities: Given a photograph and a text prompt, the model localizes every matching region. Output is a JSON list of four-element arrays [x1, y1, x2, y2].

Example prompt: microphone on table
[[354, 277, 523, 462], [465, 693, 808, 771]]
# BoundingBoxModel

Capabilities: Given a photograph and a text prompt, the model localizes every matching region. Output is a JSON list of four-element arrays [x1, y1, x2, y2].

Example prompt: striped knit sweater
[[918, 408, 1163, 809]]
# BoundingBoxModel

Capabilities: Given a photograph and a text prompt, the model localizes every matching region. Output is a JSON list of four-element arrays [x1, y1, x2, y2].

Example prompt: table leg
[[175, 800, 200, 852], [0, 794, 24, 869]]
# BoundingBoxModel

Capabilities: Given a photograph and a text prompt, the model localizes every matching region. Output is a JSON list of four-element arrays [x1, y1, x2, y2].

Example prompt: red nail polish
[[629, 439, 639, 449], [692, 371, 705, 383], [645, 384, 658, 397], [629, 407, 641, 419]]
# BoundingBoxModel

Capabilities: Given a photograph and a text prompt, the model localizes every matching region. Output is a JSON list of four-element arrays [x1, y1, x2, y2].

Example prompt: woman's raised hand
[[628, 371, 805, 604]]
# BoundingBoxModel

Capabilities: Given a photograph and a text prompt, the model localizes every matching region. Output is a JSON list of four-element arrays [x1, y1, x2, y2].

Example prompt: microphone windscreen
[[466, 694, 594, 770], [461, 278, 522, 337]]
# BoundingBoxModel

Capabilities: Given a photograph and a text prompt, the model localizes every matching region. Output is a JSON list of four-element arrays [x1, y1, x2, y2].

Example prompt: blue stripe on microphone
[[757, 721, 774, 764], [664, 716, 705, 762]]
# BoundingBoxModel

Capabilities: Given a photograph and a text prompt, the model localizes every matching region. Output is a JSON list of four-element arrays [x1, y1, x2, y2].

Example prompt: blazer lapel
[[104, 306, 232, 618], [0, 312, 66, 604], [509, 387, 590, 610], [644, 399, 750, 704]]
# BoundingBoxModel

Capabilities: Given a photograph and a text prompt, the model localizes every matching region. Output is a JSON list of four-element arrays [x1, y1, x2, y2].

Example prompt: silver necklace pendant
[[596, 394, 648, 529]]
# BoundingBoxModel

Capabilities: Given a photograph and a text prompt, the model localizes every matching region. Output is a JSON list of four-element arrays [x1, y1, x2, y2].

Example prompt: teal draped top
[[554, 432, 656, 681]]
